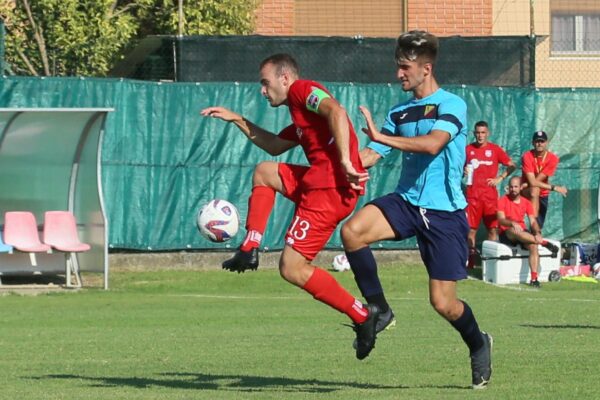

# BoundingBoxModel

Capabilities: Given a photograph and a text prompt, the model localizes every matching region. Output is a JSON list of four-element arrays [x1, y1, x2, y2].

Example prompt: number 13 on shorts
[[288, 216, 311, 240]]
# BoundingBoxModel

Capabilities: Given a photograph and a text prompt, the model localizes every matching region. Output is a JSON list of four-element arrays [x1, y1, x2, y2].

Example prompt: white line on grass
[[171, 293, 600, 303], [170, 294, 423, 301]]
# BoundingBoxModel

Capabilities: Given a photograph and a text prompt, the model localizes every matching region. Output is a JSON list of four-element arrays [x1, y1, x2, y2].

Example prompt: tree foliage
[[0, 0, 257, 77]]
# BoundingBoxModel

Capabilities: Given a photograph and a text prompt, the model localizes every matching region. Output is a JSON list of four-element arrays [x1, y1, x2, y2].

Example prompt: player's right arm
[[497, 210, 522, 232], [200, 106, 297, 156]]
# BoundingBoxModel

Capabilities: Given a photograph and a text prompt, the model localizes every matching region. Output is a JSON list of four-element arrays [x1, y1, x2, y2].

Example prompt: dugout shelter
[[0, 108, 112, 289]]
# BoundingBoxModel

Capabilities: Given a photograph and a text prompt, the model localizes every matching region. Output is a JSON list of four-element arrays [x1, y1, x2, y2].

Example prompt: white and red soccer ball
[[197, 199, 240, 242]]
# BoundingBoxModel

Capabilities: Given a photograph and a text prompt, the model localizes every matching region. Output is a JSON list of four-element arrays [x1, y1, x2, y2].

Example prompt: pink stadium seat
[[4, 211, 51, 252], [43, 211, 91, 252]]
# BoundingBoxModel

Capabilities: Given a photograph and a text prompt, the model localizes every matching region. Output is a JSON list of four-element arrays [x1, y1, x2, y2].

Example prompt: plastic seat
[[43, 211, 90, 288], [4, 211, 51, 252], [0, 232, 13, 253], [43, 211, 91, 252]]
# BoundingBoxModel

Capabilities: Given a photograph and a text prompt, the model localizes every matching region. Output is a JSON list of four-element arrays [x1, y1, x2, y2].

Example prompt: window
[[552, 13, 600, 54]]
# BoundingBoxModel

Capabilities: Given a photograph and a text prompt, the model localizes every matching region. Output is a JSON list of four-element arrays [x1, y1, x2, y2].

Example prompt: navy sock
[[449, 301, 484, 354], [345, 247, 389, 313]]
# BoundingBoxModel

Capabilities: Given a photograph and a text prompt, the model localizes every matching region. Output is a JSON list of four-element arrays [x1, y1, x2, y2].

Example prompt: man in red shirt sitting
[[465, 121, 516, 268], [497, 176, 558, 288], [520, 130, 567, 229]]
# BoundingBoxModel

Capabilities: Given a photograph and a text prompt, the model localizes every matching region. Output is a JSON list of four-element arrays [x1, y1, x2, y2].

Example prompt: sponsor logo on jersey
[[471, 158, 494, 169], [424, 105, 437, 117]]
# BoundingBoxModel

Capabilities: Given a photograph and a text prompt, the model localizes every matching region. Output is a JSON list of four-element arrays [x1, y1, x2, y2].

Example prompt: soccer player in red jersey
[[201, 54, 379, 359], [520, 130, 568, 229], [497, 176, 558, 287], [464, 121, 515, 267]]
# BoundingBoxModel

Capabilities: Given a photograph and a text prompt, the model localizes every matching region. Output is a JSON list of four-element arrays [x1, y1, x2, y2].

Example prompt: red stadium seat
[[4, 211, 51, 253]]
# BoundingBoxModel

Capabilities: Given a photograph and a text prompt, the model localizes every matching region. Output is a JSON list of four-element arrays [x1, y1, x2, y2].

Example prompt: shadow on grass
[[521, 323, 600, 330], [38, 372, 470, 393]]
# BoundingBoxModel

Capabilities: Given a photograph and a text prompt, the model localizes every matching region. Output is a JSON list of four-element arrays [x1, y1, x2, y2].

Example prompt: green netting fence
[[0, 77, 598, 251]]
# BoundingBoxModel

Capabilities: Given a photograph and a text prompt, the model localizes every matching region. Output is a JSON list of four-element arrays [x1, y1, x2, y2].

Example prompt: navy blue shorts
[[369, 193, 469, 281]]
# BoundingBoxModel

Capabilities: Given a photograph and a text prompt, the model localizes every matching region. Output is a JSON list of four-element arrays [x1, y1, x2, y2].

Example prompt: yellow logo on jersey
[[424, 105, 436, 116]]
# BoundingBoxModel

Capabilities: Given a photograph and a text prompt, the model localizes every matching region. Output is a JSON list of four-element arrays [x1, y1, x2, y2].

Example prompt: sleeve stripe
[[438, 113, 463, 131]]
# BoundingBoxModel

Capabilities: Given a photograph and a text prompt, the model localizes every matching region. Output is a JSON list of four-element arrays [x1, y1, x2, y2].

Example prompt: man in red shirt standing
[[497, 176, 558, 287], [465, 121, 515, 268], [520, 130, 568, 229], [201, 53, 379, 359]]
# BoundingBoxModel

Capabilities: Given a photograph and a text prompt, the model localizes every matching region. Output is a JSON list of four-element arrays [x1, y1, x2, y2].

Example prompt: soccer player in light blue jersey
[[341, 30, 493, 389]]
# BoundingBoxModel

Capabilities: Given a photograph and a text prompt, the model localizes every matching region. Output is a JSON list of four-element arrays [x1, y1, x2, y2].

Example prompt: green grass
[[1, 264, 599, 399]]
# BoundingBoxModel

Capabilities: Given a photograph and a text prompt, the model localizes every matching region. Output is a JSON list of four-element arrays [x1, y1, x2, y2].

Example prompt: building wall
[[253, 0, 600, 87], [408, 0, 492, 36], [535, 37, 600, 88], [254, 0, 295, 35]]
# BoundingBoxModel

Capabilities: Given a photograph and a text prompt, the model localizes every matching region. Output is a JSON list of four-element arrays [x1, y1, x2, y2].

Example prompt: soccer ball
[[197, 199, 240, 242], [332, 254, 351, 272]]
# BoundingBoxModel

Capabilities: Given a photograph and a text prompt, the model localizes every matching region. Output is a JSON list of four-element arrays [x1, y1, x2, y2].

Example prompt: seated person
[[497, 176, 559, 288]]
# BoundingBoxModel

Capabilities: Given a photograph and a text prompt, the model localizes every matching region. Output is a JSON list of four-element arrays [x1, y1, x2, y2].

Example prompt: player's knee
[[252, 161, 277, 186], [341, 219, 362, 245], [429, 295, 452, 318], [278, 257, 310, 286]]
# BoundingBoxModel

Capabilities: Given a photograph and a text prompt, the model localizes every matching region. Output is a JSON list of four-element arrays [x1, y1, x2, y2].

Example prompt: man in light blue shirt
[[342, 30, 493, 389]]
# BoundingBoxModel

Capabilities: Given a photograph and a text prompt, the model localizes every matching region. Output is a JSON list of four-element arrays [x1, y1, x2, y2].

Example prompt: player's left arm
[[315, 97, 369, 189], [359, 105, 449, 155]]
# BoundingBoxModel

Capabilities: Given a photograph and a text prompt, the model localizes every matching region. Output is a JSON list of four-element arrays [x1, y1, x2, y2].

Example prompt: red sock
[[240, 186, 275, 252], [302, 267, 368, 324], [531, 271, 539, 281]]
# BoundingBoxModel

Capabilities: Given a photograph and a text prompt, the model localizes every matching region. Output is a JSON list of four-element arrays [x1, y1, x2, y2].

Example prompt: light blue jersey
[[368, 88, 467, 211]]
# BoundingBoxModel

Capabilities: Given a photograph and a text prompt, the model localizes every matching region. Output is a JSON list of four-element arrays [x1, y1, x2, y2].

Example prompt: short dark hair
[[259, 53, 299, 78], [474, 121, 489, 129], [395, 30, 439, 66]]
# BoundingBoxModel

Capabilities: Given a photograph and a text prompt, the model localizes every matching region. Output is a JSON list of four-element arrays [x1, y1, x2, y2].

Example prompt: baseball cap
[[532, 130, 548, 141]]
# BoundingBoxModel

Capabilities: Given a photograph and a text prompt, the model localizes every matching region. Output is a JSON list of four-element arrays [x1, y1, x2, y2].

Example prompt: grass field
[[0, 263, 599, 400]]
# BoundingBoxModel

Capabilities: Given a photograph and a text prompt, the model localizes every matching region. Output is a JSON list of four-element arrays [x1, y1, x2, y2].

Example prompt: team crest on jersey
[[485, 150, 492, 157], [296, 127, 303, 139], [424, 104, 437, 117]]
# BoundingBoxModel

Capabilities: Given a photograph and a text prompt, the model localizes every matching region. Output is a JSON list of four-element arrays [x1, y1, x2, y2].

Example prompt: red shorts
[[279, 163, 359, 260], [466, 195, 498, 230]]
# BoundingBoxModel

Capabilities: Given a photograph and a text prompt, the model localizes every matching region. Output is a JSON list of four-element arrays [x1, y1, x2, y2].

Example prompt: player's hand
[[554, 185, 568, 197], [200, 106, 242, 123], [533, 234, 544, 244], [341, 160, 369, 190], [511, 222, 522, 232], [487, 177, 500, 186], [359, 106, 382, 142]]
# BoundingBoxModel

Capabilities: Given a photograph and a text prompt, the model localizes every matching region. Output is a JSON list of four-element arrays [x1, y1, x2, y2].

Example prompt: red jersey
[[278, 80, 365, 190], [497, 195, 534, 232], [521, 150, 559, 198], [465, 142, 511, 199]]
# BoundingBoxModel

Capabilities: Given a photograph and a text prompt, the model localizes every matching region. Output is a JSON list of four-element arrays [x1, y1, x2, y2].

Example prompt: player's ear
[[423, 62, 433, 76]]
